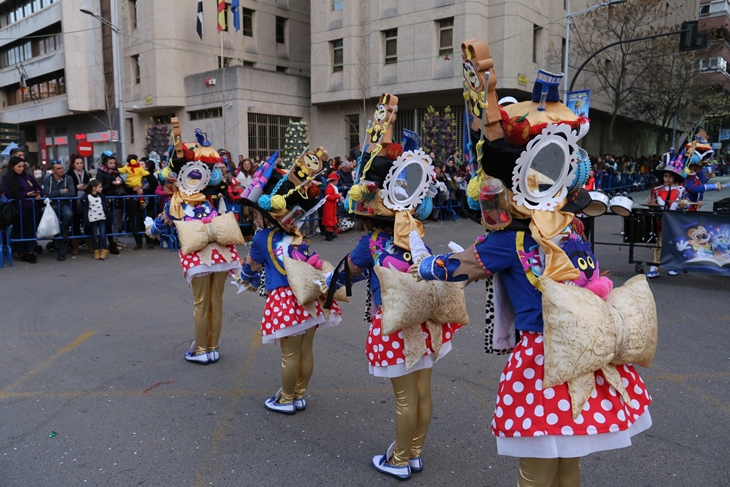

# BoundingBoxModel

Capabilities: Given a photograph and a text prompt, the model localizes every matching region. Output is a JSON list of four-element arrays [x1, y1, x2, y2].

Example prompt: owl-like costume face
[[463, 60, 481, 91]]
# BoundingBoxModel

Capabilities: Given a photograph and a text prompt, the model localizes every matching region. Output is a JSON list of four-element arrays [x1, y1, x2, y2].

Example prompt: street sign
[[77, 141, 94, 157]]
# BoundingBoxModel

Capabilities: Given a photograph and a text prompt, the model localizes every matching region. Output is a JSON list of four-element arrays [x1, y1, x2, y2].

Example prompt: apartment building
[[698, 0, 730, 90], [0, 0, 704, 165], [310, 0, 699, 158]]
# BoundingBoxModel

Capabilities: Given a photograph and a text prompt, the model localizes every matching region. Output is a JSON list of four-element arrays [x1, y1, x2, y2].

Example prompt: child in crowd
[[80, 179, 112, 260], [119, 155, 150, 197], [322, 172, 341, 241]]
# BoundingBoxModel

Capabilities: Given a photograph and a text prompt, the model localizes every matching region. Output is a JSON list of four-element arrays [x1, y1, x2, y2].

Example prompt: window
[[561, 38, 566, 72], [247, 114, 299, 160], [243, 60, 255, 67], [128, 118, 134, 144], [189, 107, 223, 120], [0, 0, 58, 28], [438, 18, 453, 56], [5, 70, 65, 106], [346, 114, 359, 152], [276, 65, 288, 73], [218, 56, 235, 68], [384, 29, 397, 65], [276, 16, 286, 44], [131, 0, 138, 28], [532, 24, 541, 64], [242, 8, 253, 37], [699, 4, 710, 17], [132, 54, 140, 84], [332, 39, 343, 72], [333, 0, 343, 10]]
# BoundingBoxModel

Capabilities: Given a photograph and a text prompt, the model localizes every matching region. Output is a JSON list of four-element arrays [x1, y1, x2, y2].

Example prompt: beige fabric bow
[[540, 275, 658, 418], [174, 212, 245, 265]]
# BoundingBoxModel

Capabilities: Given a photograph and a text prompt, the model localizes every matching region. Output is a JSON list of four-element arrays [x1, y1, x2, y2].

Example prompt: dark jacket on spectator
[[336, 169, 354, 194], [2, 172, 43, 209], [67, 168, 91, 191], [97, 166, 124, 196]]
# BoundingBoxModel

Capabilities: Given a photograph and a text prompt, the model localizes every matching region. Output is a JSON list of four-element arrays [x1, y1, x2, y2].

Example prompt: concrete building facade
[[0, 0, 705, 167]]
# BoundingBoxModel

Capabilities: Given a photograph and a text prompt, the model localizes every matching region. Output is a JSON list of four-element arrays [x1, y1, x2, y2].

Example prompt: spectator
[[119, 154, 149, 197], [147, 151, 162, 174], [238, 154, 245, 169], [79, 179, 112, 260], [336, 160, 354, 195], [236, 158, 257, 242], [350, 143, 362, 162], [67, 154, 92, 256], [96, 153, 124, 254], [323, 172, 341, 241], [42, 160, 76, 261], [9, 147, 25, 162], [2, 156, 43, 263]]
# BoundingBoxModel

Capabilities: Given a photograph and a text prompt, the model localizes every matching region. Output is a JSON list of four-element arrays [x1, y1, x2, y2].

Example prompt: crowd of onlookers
[[1, 144, 727, 266]]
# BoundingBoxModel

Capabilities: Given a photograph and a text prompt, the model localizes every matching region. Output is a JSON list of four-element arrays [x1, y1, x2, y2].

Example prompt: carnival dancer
[[145, 128, 244, 364], [682, 132, 723, 212], [322, 172, 341, 241], [234, 147, 342, 415], [413, 42, 656, 487], [646, 155, 689, 278], [324, 96, 464, 480]]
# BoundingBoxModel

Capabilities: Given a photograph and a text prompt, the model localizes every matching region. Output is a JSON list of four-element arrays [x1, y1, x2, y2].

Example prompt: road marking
[[195, 328, 262, 487], [0, 330, 97, 394]]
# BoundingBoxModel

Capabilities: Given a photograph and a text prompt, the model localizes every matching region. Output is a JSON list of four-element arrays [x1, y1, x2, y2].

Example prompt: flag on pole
[[231, 0, 240, 32], [217, 0, 226, 33], [196, 0, 204, 39]]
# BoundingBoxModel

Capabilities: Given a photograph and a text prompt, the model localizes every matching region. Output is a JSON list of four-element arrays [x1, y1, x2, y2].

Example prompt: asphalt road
[[1, 200, 729, 486]]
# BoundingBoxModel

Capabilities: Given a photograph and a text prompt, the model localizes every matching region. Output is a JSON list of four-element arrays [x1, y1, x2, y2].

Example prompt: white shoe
[[371, 441, 411, 480], [409, 457, 423, 472], [667, 269, 679, 276], [184, 351, 210, 364], [264, 389, 296, 415], [646, 266, 660, 279], [294, 397, 307, 410], [207, 350, 220, 363]]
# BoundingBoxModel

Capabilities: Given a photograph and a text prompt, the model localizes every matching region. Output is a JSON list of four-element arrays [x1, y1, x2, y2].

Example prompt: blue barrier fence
[[1, 188, 469, 267]]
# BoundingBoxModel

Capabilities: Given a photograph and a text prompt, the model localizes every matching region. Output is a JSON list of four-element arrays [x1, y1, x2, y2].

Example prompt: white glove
[[144, 216, 154, 229], [409, 230, 431, 263], [676, 240, 690, 252], [448, 241, 465, 253]]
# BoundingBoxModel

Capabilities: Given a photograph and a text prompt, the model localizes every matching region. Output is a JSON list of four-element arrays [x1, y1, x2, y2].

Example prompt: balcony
[[0, 93, 68, 124], [0, 48, 63, 88], [699, 0, 730, 19]]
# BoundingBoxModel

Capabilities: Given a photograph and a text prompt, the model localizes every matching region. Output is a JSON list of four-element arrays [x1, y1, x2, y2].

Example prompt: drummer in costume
[[145, 127, 244, 364], [234, 148, 342, 414], [413, 40, 657, 487], [646, 151, 689, 278], [323, 95, 466, 480]]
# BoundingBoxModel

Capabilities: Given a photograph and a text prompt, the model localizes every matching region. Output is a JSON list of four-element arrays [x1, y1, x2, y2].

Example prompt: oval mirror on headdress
[[381, 150, 435, 212], [512, 123, 578, 212], [177, 161, 212, 196]]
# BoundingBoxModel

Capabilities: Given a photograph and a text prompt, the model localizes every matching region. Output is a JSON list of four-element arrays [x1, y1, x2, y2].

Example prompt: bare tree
[[569, 0, 678, 152]]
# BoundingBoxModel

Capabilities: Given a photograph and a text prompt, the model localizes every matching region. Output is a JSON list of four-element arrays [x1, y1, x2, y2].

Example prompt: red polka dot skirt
[[261, 286, 342, 344], [492, 331, 652, 439], [179, 245, 241, 282], [367, 306, 461, 378]]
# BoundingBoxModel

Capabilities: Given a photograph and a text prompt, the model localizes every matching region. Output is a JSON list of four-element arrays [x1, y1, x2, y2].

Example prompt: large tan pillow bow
[[174, 212, 245, 265]]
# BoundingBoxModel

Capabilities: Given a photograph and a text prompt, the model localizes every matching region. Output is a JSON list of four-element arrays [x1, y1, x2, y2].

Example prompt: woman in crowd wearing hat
[[322, 172, 341, 241], [235, 148, 342, 415], [646, 151, 689, 278], [414, 42, 656, 487], [324, 96, 463, 480], [146, 129, 243, 365]]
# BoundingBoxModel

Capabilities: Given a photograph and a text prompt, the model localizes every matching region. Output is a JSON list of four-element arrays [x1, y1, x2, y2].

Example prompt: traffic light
[[679, 21, 708, 52]]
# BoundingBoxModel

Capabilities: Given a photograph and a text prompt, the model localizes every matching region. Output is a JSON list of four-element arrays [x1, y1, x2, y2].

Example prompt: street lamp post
[[563, 0, 627, 100], [81, 2, 127, 157]]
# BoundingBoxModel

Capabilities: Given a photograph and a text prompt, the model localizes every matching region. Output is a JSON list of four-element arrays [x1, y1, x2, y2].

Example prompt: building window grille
[[189, 107, 223, 120], [132, 54, 140, 84], [248, 114, 300, 160]]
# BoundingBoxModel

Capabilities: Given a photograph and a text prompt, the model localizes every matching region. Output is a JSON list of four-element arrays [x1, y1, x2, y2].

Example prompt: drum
[[609, 194, 633, 216], [623, 209, 660, 243], [584, 190, 609, 217]]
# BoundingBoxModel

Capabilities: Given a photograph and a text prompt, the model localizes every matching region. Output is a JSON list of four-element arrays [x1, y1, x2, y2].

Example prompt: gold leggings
[[191, 272, 228, 355], [653, 231, 662, 266], [389, 368, 433, 466], [279, 327, 316, 404], [518, 457, 581, 487]]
